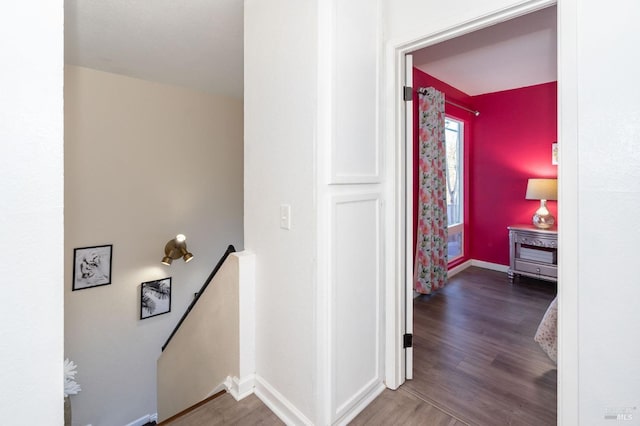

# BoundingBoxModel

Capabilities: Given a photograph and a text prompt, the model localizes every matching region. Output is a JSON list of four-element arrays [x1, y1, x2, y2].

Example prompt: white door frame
[[384, 5, 578, 423], [403, 53, 414, 381]]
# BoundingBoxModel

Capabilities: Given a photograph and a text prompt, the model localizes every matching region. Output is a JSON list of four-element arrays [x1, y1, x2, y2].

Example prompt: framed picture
[[140, 277, 172, 320], [72, 244, 113, 291]]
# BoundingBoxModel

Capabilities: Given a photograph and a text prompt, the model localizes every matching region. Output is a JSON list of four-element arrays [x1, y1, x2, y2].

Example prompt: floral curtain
[[414, 87, 448, 294]]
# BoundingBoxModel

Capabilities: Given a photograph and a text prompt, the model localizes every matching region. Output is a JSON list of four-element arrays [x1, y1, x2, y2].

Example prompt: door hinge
[[403, 333, 413, 348], [403, 86, 413, 101]]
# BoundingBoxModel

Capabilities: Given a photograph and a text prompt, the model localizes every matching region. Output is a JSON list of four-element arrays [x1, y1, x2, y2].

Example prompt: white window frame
[[445, 116, 464, 263]]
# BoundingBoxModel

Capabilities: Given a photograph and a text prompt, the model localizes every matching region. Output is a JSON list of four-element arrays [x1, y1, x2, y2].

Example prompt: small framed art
[[72, 244, 113, 291], [140, 277, 172, 320]]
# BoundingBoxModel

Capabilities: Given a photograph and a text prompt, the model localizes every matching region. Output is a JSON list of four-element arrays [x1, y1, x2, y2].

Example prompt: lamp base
[[532, 214, 555, 229], [532, 200, 555, 229]]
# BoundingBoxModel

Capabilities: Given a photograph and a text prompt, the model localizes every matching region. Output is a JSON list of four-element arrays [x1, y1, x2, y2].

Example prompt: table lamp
[[525, 178, 557, 229]]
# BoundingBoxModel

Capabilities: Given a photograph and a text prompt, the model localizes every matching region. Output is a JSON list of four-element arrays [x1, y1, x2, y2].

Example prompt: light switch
[[280, 204, 291, 230]]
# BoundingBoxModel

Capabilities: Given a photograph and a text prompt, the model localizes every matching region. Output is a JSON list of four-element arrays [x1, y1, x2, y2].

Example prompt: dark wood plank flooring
[[163, 267, 556, 425], [401, 267, 557, 425]]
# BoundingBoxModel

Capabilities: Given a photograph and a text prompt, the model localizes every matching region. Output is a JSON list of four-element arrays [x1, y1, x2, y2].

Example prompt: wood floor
[[401, 267, 557, 425], [159, 393, 283, 425], [162, 267, 557, 425]]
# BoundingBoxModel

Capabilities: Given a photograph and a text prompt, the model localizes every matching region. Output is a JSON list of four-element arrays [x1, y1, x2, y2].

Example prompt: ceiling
[[65, 3, 555, 100], [64, 0, 244, 98], [413, 6, 557, 96]]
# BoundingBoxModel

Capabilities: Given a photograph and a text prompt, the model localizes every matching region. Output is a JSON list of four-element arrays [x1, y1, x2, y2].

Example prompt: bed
[[534, 296, 558, 363]]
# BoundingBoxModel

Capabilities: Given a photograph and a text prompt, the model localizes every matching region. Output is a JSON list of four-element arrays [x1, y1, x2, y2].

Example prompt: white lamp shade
[[525, 178, 557, 201]]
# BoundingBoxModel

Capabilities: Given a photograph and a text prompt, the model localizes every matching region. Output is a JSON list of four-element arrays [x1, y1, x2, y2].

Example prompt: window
[[445, 117, 464, 262]]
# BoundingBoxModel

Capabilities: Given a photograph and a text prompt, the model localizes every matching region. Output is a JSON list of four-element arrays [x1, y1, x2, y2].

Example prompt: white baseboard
[[412, 259, 507, 293], [226, 374, 255, 401], [448, 259, 472, 278], [334, 382, 385, 426], [448, 259, 509, 277], [207, 380, 229, 398], [124, 413, 158, 426], [471, 259, 509, 273], [254, 375, 313, 425]]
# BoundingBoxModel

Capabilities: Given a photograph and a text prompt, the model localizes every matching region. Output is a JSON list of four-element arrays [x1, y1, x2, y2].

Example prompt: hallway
[[164, 267, 556, 425]]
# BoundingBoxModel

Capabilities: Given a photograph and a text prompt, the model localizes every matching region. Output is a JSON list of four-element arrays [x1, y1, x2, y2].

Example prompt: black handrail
[[162, 244, 236, 351]]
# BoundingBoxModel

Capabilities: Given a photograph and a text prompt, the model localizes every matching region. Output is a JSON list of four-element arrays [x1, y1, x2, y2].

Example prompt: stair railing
[[161, 244, 236, 351]]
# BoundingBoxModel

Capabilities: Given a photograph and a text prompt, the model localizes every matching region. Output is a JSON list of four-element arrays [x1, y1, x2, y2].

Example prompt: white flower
[[64, 358, 81, 397]]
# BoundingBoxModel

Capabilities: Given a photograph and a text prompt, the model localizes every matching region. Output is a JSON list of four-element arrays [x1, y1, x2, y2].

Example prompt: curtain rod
[[446, 99, 480, 117], [417, 87, 480, 117]]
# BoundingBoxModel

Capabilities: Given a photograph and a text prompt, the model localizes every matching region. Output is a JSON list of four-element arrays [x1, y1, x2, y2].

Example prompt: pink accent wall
[[470, 82, 557, 265], [413, 67, 557, 268]]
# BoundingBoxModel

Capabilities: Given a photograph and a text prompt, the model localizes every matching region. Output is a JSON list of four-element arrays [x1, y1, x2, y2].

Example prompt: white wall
[[320, 0, 386, 423], [244, 0, 318, 422], [382, 0, 537, 46], [384, 0, 640, 424], [572, 0, 640, 423], [0, 1, 64, 424], [65, 66, 243, 426], [246, 0, 385, 424]]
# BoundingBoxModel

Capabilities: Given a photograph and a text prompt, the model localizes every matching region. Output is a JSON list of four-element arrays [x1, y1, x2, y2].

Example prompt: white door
[[404, 53, 414, 381]]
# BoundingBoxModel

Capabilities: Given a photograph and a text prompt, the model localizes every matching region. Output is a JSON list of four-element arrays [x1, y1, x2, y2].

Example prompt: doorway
[[397, 4, 559, 423]]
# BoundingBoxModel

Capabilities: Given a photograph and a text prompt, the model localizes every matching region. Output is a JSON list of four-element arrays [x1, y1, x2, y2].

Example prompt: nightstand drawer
[[515, 259, 557, 278]]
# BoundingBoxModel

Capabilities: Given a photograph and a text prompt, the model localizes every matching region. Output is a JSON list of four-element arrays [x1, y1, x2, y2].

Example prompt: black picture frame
[[72, 244, 113, 291], [140, 277, 172, 320]]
